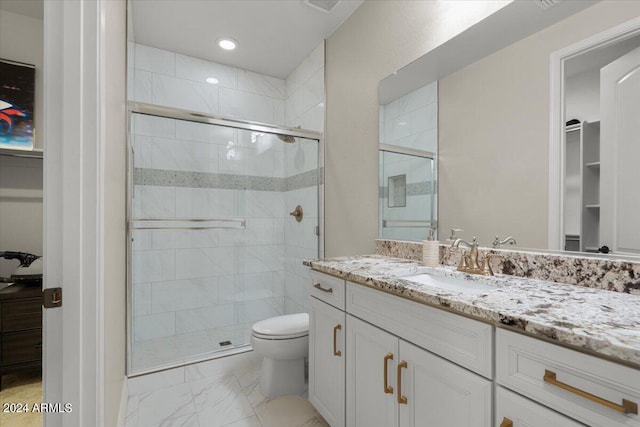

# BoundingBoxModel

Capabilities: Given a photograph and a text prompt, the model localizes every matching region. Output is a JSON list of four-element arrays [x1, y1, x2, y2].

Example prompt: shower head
[[277, 134, 296, 144]]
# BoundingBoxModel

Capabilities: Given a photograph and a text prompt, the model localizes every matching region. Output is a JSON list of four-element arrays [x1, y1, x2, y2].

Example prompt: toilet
[[250, 313, 309, 398]]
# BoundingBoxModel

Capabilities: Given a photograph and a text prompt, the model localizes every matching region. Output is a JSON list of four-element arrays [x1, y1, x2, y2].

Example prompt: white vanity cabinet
[[309, 271, 346, 427], [496, 386, 584, 427], [496, 328, 640, 427], [308, 269, 640, 427], [345, 291, 492, 427]]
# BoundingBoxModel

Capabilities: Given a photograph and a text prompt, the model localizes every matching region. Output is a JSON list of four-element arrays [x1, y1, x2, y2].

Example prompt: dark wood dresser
[[0, 282, 43, 390]]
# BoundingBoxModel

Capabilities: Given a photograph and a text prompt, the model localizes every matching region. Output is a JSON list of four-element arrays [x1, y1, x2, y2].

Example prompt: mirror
[[378, 0, 640, 258], [379, 82, 437, 242]]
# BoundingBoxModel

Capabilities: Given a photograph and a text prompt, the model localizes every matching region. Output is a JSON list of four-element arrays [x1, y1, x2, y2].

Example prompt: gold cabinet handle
[[333, 324, 342, 356], [383, 353, 394, 394], [543, 370, 638, 415], [499, 417, 513, 427], [397, 360, 408, 404], [314, 283, 333, 293]]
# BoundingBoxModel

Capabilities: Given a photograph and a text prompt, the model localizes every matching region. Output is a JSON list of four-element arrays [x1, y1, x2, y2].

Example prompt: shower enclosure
[[127, 103, 321, 375]]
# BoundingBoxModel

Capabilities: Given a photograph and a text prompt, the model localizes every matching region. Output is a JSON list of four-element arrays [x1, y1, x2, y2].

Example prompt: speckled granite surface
[[304, 255, 640, 367], [376, 239, 640, 295]]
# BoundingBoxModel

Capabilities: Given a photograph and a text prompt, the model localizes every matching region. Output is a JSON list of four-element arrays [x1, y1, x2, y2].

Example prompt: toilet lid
[[252, 313, 309, 338]]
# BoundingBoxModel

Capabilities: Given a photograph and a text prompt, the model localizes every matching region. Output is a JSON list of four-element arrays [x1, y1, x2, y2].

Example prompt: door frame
[[43, 1, 126, 426], [548, 16, 640, 250]]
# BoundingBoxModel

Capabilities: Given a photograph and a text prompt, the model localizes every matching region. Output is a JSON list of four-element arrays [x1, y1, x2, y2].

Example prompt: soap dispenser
[[422, 228, 439, 267]]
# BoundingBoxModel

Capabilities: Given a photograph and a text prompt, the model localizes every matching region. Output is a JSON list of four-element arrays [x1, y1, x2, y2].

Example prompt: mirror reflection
[[378, 2, 640, 258], [379, 82, 437, 242]]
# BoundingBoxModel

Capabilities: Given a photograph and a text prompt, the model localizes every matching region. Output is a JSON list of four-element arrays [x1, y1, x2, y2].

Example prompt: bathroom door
[[600, 46, 640, 255]]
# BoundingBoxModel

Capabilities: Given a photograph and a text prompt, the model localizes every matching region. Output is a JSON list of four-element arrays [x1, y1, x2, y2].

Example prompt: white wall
[[325, 0, 511, 256], [0, 9, 43, 148], [0, 9, 43, 277], [438, 1, 640, 249], [0, 156, 43, 277]]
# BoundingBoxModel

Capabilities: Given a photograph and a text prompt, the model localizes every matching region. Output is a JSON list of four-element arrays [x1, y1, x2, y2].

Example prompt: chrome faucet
[[492, 236, 517, 248]]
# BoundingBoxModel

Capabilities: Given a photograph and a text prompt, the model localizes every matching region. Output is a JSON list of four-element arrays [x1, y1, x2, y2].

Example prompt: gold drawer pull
[[397, 360, 408, 404], [543, 370, 638, 415], [333, 324, 342, 356], [314, 283, 333, 293], [383, 353, 394, 394], [500, 417, 513, 427]]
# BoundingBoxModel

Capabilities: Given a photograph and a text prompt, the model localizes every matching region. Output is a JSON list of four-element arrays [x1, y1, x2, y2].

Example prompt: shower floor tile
[[126, 359, 327, 427], [131, 327, 250, 372]]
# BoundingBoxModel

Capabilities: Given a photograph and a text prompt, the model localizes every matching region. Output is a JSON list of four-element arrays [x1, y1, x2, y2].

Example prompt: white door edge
[[43, 1, 111, 425]]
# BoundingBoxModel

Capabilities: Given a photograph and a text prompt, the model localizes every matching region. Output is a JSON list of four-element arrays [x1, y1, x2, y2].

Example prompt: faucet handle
[[458, 249, 469, 271], [449, 228, 464, 240], [481, 254, 504, 276]]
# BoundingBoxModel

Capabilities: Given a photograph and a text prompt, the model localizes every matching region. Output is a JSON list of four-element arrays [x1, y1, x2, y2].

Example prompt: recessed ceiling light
[[218, 38, 237, 51], [206, 77, 219, 84]]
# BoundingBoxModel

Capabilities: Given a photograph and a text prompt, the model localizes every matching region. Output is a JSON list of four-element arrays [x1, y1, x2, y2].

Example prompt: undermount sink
[[401, 273, 497, 293]]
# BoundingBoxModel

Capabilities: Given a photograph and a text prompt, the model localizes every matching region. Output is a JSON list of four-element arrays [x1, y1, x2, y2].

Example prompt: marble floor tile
[[137, 383, 196, 427], [222, 415, 262, 427], [158, 412, 200, 427], [254, 395, 328, 427], [190, 374, 254, 427], [129, 356, 328, 427]]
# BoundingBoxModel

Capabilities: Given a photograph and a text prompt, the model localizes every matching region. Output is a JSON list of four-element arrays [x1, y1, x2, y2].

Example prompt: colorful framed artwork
[[0, 58, 35, 150]]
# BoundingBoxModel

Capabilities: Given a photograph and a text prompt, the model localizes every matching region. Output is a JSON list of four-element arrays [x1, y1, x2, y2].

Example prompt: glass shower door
[[128, 111, 319, 374]]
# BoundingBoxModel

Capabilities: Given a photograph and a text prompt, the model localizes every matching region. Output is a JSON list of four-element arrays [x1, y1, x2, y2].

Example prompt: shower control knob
[[290, 205, 304, 222]]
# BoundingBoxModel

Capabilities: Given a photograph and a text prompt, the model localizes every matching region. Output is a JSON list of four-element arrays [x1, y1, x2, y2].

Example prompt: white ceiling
[[131, 0, 363, 79], [0, 0, 43, 19]]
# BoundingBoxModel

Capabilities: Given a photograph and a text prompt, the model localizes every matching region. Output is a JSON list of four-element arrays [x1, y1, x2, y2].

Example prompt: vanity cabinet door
[[346, 315, 399, 427], [398, 340, 492, 427], [496, 386, 584, 427], [309, 297, 345, 427]]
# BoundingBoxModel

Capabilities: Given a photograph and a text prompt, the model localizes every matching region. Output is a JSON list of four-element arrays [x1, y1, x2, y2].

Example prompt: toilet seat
[[251, 313, 309, 339], [252, 331, 308, 340]]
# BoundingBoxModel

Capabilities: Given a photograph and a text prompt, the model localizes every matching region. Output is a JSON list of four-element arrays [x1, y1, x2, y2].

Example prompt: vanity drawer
[[346, 281, 493, 378], [496, 328, 640, 427], [496, 386, 584, 427], [309, 270, 345, 310]]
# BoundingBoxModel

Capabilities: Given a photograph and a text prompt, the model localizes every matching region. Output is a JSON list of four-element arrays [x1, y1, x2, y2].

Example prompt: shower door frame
[[126, 101, 324, 376]]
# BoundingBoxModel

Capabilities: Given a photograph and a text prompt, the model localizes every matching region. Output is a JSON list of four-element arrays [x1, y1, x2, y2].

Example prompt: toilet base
[[259, 356, 305, 399]]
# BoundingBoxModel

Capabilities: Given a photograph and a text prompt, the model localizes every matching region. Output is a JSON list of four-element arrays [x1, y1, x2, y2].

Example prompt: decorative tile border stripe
[[134, 167, 322, 192], [379, 181, 434, 198], [376, 239, 640, 295]]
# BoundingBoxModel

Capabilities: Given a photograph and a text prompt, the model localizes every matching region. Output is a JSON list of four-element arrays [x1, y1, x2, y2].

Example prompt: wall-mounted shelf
[[585, 204, 600, 209], [0, 147, 43, 159], [585, 161, 600, 168]]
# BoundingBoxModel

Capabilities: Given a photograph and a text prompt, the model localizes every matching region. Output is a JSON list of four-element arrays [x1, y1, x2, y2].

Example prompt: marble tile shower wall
[[283, 42, 325, 314], [129, 43, 286, 125], [285, 42, 325, 133], [380, 152, 434, 242], [381, 81, 437, 152]]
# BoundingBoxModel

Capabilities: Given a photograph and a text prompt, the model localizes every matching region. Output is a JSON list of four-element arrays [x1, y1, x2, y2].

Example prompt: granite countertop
[[304, 255, 640, 368]]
